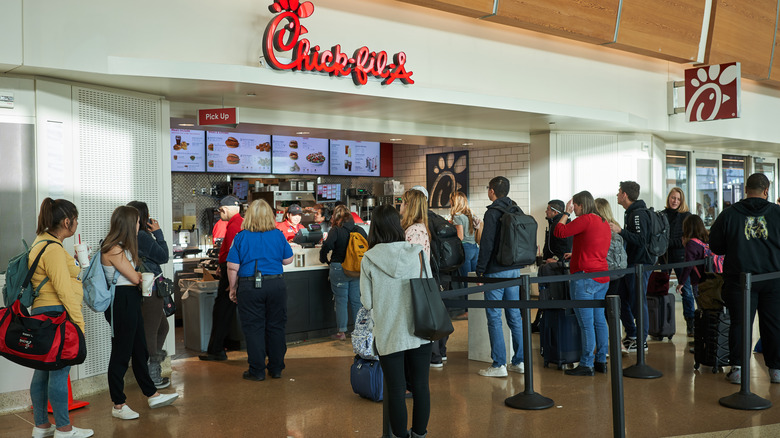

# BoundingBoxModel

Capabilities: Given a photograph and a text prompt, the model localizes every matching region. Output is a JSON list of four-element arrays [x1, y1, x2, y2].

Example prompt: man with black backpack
[[610, 181, 655, 354], [475, 176, 528, 378]]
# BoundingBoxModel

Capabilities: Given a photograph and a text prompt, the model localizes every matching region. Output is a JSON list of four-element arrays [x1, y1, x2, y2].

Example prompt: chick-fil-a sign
[[262, 0, 414, 86]]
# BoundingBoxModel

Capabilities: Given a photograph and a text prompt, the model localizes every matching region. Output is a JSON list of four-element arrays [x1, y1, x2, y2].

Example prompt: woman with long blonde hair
[[662, 187, 695, 336], [595, 198, 626, 298], [450, 191, 480, 317], [401, 188, 431, 258]]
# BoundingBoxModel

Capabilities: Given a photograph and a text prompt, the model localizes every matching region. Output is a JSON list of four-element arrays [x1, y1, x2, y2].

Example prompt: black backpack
[[427, 211, 465, 274], [488, 205, 537, 267], [639, 207, 670, 258]]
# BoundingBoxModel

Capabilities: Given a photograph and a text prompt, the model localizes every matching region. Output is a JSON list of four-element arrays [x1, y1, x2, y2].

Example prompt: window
[[695, 158, 719, 227], [722, 155, 746, 210], [754, 159, 776, 202], [665, 151, 688, 197]]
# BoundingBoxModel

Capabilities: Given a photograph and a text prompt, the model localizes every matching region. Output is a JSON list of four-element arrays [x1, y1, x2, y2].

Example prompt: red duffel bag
[[0, 300, 86, 370]]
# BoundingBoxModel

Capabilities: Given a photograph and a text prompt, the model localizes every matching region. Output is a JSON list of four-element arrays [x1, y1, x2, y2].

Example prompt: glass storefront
[[722, 155, 746, 210], [665, 151, 688, 197], [754, 159, 776, 202], [695, 158, 719, 227]]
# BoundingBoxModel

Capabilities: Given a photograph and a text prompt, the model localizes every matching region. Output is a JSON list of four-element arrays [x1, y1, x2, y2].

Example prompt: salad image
[[306, 152, 326, 166]]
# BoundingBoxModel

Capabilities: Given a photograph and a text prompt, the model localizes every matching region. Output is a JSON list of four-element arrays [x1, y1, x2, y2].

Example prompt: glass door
[[754, 158, 776, 202], [665, 150, 689, 196], [722, 155, 746, 210], [694, 156, 719, 227]]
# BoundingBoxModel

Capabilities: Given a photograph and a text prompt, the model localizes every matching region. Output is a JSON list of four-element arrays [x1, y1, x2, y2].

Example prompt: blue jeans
[[29, 305, 70, 427], [330, 263, 361, 332], [458, 243, 479, 278], [672, 267, 695, 319], [485, 269, 524, 367], [618, 270, 652, 341], [572, 278, 609, 367]]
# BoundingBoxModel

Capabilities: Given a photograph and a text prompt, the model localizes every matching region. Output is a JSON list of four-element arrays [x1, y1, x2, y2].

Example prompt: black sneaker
[[153, 377, 170, 389], [622, 338, 636, 354], [199, 352, 227, 361]]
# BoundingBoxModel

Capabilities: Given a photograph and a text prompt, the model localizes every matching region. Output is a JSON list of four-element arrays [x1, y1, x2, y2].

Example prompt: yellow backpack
[[342, 230, 368, 277]]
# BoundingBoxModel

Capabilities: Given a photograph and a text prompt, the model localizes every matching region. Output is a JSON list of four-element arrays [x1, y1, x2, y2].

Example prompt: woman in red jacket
[[553, 191, 612, 376]]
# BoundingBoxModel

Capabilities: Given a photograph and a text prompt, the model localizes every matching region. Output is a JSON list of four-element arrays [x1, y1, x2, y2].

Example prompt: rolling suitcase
[[693, 308, 730, 373], [350, 355, 383, 401], [647, 294, 675, 341], [538, 262, 581, 369]]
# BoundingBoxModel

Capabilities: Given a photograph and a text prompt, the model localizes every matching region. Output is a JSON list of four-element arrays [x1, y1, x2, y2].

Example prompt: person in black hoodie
[[543, 199, 573, 262], [710, 173, 780, 385], [662, 187, 694, 336], [475, 176, 525, 378], [610, 181, 655, 354]]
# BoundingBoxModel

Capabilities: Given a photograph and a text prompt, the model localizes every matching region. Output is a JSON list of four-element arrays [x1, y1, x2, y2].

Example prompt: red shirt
[[212, 220, 227, 244], [218, 214, 244, 264], [276, 220, 305, 242], [554, 213, 611, 283]]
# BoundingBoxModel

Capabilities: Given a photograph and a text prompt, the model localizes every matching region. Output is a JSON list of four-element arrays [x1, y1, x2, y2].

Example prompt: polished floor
[[3, 298, 780, 438]]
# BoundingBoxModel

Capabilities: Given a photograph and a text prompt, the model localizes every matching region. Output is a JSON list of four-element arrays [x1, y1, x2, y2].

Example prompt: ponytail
[[36, 198, 78, 235]]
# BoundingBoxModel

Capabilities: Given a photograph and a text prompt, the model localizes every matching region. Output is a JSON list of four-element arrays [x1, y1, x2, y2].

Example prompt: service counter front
[[180, 246, 335, 351]]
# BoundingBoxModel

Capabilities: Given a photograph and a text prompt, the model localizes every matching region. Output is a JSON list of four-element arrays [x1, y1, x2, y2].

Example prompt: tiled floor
[[3, 300, 780, 438]]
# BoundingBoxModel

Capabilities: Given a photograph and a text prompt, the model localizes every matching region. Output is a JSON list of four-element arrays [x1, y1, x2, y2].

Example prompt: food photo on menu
[[329, 140, 380, 176], [272, 135, 329, 175], [206, 131, 272, 174], [170, 129, 206, 172]]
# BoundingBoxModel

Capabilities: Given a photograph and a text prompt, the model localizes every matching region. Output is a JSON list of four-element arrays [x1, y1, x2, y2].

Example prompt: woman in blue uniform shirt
[[227, 199, 294, 381]]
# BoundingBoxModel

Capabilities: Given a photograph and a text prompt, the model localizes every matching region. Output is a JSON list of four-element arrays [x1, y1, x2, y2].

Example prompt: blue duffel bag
[[350, 355, 383, 402]]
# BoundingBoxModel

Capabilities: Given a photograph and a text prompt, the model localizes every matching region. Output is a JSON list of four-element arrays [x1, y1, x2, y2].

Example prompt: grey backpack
[[607, 231, 628, 279]]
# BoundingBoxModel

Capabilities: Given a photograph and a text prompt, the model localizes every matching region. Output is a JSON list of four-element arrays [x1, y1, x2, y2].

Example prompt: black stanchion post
[[606, 295, 626, 438], [719, 272, 772, 410], [623, 263, 662, 379], [505, 274, 554, 410]]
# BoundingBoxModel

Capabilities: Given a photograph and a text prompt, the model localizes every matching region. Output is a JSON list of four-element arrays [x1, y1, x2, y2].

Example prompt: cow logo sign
[[684, 62, 741, 122]]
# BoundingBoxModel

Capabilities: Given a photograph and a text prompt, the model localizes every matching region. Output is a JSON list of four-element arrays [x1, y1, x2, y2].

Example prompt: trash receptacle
[[181, 279, 219, 352]]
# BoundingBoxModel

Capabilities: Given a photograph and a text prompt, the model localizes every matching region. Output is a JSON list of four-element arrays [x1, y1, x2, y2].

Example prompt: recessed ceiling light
[[462, 142, 474, 146], [178, 123, 195, 127], [390, 138, 402, 142], [296, 131, 310, 135]]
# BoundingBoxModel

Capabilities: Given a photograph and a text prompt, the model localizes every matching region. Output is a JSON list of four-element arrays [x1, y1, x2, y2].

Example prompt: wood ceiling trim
[[483, 0, 620, 45], [607, 0, 706, 63], [395, 0, 495, 18], [708, 0, 777, 80]]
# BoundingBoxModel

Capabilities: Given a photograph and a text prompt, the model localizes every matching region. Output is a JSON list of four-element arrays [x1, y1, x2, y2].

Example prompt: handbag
[[0, 300, 86, 370], [695, 268, 725, 310], [352, 306, 378, 360], [646, 271, 671, 296], [409, 252, 454, 341], [155, 276, 176, 317]]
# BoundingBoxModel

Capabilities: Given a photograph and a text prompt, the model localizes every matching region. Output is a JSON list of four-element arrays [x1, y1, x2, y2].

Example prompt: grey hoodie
[[360, 241, 433, 356]]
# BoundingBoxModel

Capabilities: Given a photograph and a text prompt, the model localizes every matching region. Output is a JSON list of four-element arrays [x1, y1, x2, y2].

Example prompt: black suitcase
[[537, 262, 581, 369], [647, 294, 675, 341], [693, 308, 730, 373]]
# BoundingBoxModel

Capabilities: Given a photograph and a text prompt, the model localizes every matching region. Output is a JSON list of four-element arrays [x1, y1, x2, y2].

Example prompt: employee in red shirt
[[276, 204, 305, 242], [553, 191, 611, 377], [200, 195, 244, 361]]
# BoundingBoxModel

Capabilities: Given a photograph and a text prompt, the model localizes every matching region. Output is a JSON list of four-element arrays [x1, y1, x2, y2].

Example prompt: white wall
[[0, 0, 22, 70]]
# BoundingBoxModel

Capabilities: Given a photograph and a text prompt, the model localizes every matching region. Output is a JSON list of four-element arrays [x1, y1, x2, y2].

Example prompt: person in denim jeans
[[475, 176, 526, 378], [553, 191, 612, 376], [320, 205, 367, 340]]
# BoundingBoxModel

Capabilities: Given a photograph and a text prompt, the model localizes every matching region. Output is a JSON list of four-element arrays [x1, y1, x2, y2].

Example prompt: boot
[[411, 431, 427, 438], [686, 317, 694, 337]]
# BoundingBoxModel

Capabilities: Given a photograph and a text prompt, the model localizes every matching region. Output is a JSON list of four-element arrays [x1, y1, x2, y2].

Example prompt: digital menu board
[[272, 135, 329, 175], [170, 129, 206, 172], [206, 131, 272, 174], [329, 140, 380, 177]]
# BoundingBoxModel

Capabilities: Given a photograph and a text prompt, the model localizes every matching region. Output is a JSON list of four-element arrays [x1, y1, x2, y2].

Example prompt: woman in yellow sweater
[[29, 198, 93, 438]]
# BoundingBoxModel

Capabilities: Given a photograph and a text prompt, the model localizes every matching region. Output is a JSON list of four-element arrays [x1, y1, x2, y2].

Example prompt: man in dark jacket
[[710, 173, 780, 385], [543, 199, 573, 262], [610, 181, 655, 354], [475, 176, 525, 378]]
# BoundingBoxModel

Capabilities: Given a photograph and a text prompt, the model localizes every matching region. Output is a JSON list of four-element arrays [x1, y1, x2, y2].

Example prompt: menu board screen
[[329, 140, 380, 177], [206, 131, 272, 174], [272, 135, 329, 175], [170, 129, 206, 172]]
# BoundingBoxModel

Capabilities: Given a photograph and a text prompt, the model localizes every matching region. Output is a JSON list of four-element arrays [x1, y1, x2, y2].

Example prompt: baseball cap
[[410, 185, 429, 199], [219, 195, 241, 207], [287, 204, 303, 215]]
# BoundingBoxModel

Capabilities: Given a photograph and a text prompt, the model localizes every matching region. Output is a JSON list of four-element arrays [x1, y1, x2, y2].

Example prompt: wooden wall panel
[[609, 0, 705, 63], [770, 11, 780, 82], [485, 0, 620, 44], [708, 0, 776, 80], [395, 0, 494, 18]]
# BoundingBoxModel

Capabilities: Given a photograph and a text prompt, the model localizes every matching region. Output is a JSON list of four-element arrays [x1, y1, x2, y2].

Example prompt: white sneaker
[[508, 363, 525, 374], [148, 392, 179, 409], [112, 405, 139, 420], [32, 425, 55, 438], [53, 426, 94, 438], [478, 365, 508, 377]]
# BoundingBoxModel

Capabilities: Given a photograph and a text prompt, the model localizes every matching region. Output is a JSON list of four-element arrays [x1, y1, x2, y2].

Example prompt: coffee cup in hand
[[141, 273, 155, 297]]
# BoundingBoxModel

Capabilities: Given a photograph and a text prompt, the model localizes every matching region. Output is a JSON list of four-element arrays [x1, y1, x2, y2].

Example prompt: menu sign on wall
[[170, 129, 206, 172], [272, 135, 329, 175], [206, 131, 272, 174], [330, 140, 380, 177]]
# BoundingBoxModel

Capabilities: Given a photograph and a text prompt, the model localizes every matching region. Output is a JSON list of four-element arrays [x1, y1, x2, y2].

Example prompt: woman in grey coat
[[360, 205, 432, 438]]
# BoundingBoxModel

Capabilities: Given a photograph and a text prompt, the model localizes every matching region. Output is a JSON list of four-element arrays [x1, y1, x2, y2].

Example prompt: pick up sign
[[198, 108, 239, 127]]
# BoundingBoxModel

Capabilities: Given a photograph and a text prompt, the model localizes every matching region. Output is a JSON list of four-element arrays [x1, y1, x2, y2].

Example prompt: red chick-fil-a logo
[[262, 0, 414, 86]]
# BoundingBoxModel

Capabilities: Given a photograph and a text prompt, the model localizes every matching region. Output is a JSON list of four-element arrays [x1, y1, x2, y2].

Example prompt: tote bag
[[409, 252, 454, 341]]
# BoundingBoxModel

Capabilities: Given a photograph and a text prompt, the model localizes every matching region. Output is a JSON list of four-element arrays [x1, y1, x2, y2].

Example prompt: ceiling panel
[[708, 0, 777, 80], [395, 0, 494, 18]]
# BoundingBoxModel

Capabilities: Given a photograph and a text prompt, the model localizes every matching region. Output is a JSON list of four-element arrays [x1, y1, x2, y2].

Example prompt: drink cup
[[74, 244, 90, 268], [141, 273, 155, 297]]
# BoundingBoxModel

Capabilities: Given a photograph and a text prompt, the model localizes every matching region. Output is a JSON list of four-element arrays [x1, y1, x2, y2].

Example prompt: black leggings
[[378, 343, 433, 438]]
